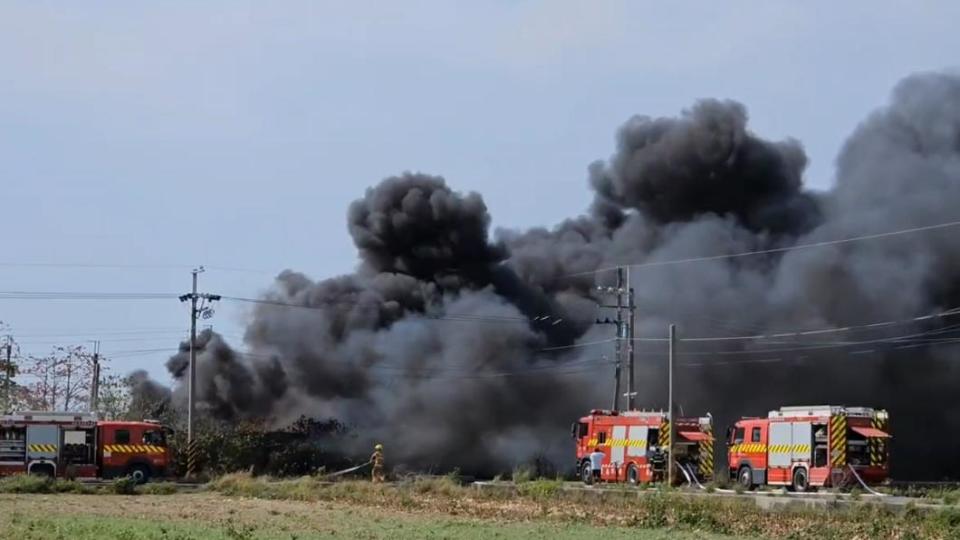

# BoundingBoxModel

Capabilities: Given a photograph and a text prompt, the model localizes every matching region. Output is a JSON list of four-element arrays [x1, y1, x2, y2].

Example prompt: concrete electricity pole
[[1, 337, 12, 413], [89, 340, 101, 413], [626, 268, 636, 411], [612, 267, 624, 411], [594, 267, 637, 411], [667, 323, 677, 487], [178, 266, 220, 478]]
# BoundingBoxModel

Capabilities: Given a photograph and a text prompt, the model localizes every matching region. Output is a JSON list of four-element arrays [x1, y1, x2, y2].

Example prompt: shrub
[[0, 474, 54, 493], [511, 465, 534, 484], [112, 476, 138, 495], [412, 476, 463, 497], [518, 479, 563, 501], [942, 489, 960, 505]]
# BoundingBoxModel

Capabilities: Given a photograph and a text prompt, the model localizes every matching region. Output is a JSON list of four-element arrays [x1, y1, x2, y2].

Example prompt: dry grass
[[0, 492, 738, 539], [4, 473, 960, 539], [203, 474, 960, 539]]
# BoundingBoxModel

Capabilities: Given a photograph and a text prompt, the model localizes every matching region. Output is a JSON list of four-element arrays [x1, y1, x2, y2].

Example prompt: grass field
[[3, 474, 960, 539], [0, 493, 740, 540]]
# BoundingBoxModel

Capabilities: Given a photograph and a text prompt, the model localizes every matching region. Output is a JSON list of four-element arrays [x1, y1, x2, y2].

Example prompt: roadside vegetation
[[206, 473, 960, 539], [0, 474, 179, 496], [4, 472, 960, 538], [0, 495, 737, 540]]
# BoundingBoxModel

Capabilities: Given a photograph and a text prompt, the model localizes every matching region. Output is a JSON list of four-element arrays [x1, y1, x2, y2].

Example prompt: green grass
[[0, 474, 182, 496], [0, 474, 95, 494], [0, 508, 739, 540]]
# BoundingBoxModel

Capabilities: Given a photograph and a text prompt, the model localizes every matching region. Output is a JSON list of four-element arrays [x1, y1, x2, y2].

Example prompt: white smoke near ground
[[157, 71, 960, 479]]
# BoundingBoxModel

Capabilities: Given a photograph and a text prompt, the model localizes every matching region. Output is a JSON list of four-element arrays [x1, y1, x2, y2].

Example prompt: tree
[[21, 345, 96, 411], [96, 374, 132, 420]]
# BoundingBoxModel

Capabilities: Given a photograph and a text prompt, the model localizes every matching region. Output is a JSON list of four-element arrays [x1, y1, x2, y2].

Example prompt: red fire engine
[[727, 405, 890, 491], [0, 411, 172, 483], [572, 409, 714, 485]]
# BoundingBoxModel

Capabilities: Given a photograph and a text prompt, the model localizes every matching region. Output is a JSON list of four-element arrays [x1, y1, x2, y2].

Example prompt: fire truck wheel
[[580, 461, 594, 485], [737, 466, 753, 490], [29, 464, 55, 478], [792, 467, 809, 493], [126, 464, 151, 484], [626, 464, 639, 485]]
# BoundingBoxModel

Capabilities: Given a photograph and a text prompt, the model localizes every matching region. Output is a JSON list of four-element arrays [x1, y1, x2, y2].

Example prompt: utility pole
[[178, 266, 220, 478], [612, 267, 624, 411], [595, 267, 636, 411], [188, 267, 199, 451], [667, 323, 676, 487], [626, 268, 636, 410], [64, 363, 72, 411], [89, 340, 100, 413], [2, 337, 12, 413]]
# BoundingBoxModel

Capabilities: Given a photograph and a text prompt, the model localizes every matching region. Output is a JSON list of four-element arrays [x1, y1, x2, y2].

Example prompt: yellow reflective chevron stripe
[[604, 438, 648, 448], [105, 444, 165, 454], [870, 415, 887, 467], [699, 426, 714, 478], [28, 444, 57, 453], [659, 420, 670, 448], [831, 414, 847, 466], [731, 443, 767, 453]]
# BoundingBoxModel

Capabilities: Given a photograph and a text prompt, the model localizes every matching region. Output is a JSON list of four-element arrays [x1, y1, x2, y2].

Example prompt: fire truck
[[727, 405, 890, 491], [0, 411, 171, 483], [572, 409, 714, 485]]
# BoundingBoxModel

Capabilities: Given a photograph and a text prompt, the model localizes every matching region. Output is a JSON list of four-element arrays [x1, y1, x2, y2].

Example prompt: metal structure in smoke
[[159, 72, 960, 478]]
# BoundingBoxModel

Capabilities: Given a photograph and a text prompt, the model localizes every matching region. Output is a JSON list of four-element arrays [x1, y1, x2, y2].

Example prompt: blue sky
[[1, 1, 958, 383]]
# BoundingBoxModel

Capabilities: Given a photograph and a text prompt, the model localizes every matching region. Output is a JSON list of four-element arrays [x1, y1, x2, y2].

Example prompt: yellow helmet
[[375, 444, 383, 450]]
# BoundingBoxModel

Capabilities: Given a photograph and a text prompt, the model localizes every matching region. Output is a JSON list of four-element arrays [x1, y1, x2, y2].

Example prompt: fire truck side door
[[769, 422, 792, 468], [792, 422, 812, 461], [26, 425, 59, 461], [627, 426, 648, 457], [611, 425, 626, 464]]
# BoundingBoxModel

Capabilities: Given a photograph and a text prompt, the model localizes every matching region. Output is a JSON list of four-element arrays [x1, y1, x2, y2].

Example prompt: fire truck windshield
[[732, 427, 745, 444], [143, 430, 166, 446]]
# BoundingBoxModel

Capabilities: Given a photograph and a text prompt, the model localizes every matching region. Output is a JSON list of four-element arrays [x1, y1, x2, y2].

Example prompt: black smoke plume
[[153, 71, 960, 479]]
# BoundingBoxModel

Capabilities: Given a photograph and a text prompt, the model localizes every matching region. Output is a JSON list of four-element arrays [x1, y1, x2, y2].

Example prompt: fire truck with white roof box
[[727, 405, 890, 491], [0, 411, 171, 483], [572, 408, 714, 485]]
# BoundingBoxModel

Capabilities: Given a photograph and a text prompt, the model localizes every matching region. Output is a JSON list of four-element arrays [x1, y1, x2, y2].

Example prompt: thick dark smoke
[[589, 99, 820, 234], [154, 71, 960, 479], [125, 370, 172, 419]]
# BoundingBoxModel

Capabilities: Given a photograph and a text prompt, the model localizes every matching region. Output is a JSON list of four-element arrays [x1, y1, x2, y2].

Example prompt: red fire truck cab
[[0, 411, 172, 483], [727, 405, 890, 491], [573, 409, 714, 485]]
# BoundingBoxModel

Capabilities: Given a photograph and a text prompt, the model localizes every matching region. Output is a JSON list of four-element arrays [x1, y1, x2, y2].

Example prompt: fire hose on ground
[[678, 461, 888, 497], [320, 460, 373, 480], [847, 464, 887, 496]]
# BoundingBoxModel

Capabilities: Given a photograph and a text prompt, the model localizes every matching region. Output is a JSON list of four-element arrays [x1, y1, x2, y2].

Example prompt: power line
[[627, 306, 960, 343], [568, 218, 960, 277], [0, 261, 274, 275], [8, 327, 185, 338], [232, 349, 612, 379], [0, 291, 177, 300], [220, 295, 532, 324], [678, 338, 960, 368], [539, 338, 615, 351]]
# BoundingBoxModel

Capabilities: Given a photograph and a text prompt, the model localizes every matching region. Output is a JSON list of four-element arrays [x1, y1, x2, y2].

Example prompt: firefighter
[[589, 446, 604, 484], [371, 443, 385, 483]]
